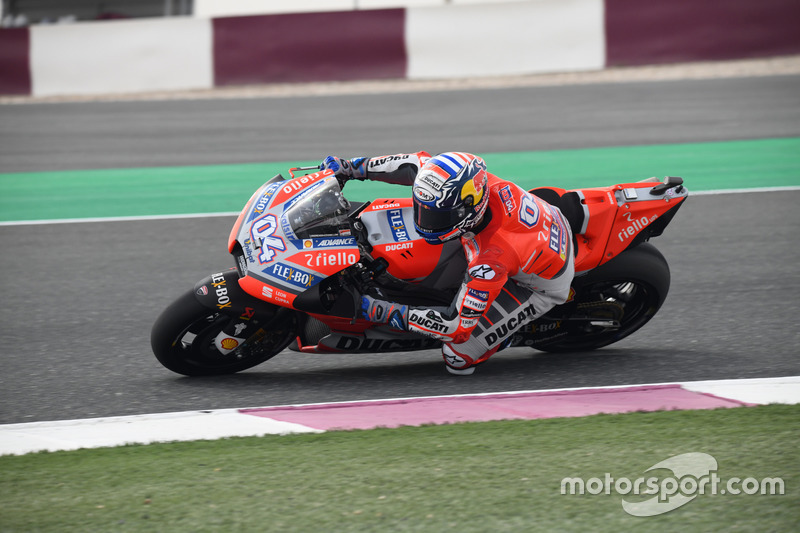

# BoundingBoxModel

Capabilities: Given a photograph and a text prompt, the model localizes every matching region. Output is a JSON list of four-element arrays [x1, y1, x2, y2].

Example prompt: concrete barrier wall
[[1, 0, 799, 97]]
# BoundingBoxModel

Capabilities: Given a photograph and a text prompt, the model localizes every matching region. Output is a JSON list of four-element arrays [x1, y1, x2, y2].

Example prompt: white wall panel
[[30, 17, 213, 97], [451, 0, 532, 4], [194, 0, 354, 17], [406, 0, 605, 79], [358, 0, 443, 9], [193, 0, 534, 16]]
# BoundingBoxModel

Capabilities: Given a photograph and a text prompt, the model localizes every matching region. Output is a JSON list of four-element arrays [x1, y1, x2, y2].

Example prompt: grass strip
[[1, 137, 798, 222], [0, 404, 797, 532]]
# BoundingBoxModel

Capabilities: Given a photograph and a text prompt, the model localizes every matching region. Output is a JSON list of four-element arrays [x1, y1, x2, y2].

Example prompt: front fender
[[193, 268, 281, 321]]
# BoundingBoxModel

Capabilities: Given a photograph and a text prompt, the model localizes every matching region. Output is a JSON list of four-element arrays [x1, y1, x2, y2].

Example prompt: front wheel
[[535, 243, 670, 353], [151, 289, 299, 376]]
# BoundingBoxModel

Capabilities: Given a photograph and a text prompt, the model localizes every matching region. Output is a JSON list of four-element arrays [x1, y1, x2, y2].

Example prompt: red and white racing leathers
[[359, 152, 575, 371]]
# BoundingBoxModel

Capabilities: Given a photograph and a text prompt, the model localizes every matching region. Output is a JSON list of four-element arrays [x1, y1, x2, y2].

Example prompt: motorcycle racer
[[320, 152, 575, 375]]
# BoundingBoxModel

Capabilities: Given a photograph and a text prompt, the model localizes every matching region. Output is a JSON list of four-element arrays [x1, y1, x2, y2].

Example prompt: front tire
[[151, 289, 298, 376], [535, 243, 670, 352]]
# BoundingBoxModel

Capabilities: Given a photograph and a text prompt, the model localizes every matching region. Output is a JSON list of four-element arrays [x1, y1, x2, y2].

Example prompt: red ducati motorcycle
[[151, 167, 688, 375]]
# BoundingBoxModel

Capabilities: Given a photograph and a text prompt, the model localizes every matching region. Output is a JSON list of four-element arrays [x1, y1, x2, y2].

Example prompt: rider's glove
[[320, 156, 368, 183], [360, 294, 408, 330]]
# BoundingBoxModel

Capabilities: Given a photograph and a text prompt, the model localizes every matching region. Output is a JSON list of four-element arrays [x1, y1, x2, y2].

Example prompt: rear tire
[[535, 243, 670, 352], [151, 289, 298, 376]]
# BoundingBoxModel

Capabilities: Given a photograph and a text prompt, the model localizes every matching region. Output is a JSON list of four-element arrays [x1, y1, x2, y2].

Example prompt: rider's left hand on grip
[[320, 156, 367, 181]]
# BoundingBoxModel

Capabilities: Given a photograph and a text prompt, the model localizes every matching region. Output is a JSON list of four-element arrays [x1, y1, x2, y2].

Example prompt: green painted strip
[[1, 138, 798, 222]]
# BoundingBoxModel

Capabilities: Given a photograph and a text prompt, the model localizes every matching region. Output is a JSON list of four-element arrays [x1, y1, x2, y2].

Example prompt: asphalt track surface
[[1, 75, 799, 424]]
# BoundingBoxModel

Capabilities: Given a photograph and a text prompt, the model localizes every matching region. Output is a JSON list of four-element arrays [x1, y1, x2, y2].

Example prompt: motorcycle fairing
[[295, 319, 441, 354], [603, 180, 687, 262], [359, 199, 466, 284], [230, 171, 360, 308], [227, 178, 283, 253], [537, 178, 688, 274]]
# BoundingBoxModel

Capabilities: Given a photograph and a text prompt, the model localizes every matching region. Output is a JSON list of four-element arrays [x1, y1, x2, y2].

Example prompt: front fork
[[193, 268, 296, 356]]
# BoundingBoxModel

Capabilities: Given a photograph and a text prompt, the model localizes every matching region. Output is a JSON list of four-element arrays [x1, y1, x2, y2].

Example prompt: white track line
[[0, 211, 239, 227], [691, 186, 800, 196]]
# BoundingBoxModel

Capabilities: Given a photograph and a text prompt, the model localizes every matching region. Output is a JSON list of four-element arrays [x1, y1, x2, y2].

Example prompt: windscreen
[[282, 178, 352, 238]]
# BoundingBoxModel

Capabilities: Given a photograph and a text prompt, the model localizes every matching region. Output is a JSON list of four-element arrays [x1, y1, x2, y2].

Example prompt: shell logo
[[303, 239, 313, 248], [220, 338, 239, 350]]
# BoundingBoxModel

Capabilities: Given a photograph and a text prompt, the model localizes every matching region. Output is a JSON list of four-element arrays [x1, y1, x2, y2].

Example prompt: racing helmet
[[412, 152, 490, 244]]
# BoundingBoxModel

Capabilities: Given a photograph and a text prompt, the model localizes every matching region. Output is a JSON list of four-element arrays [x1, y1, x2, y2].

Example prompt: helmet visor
[[413, 200, 468, 233]]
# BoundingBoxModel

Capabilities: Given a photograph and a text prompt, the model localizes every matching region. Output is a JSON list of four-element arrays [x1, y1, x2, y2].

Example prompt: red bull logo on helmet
[[433, 154, 486, 208], [460, 161, 486, 206]]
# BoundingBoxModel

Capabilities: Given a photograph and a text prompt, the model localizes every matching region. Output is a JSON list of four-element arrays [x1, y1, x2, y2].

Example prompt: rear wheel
[[151, 289, 298, 376], [535, 243, 670, 352]]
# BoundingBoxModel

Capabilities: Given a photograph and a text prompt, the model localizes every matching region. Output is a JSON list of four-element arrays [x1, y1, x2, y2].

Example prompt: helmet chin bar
[[414, 207, 486, 245]]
